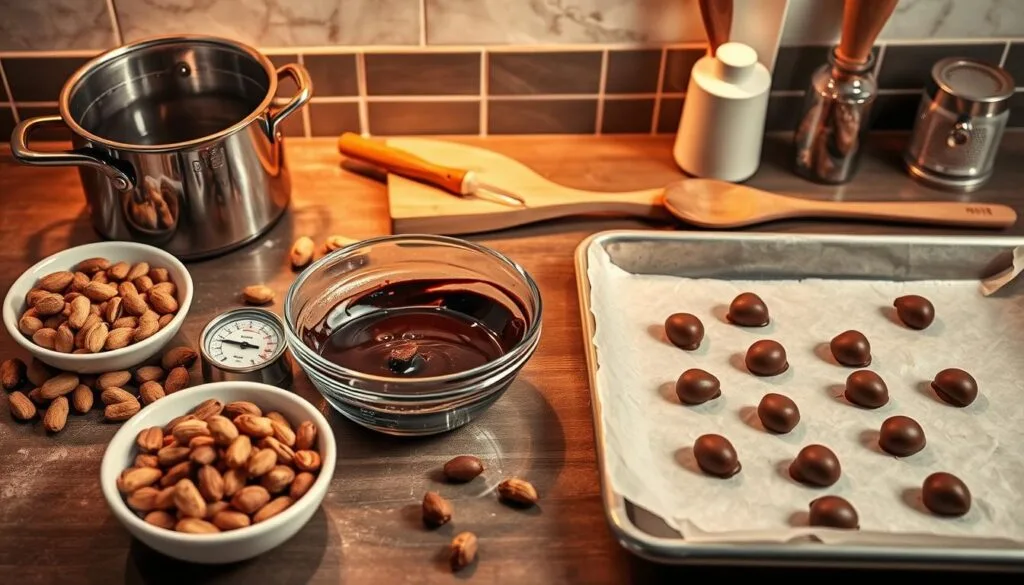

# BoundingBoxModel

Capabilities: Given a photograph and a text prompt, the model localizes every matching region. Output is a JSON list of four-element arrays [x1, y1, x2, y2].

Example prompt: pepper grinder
[[793, 0, 897, 184]]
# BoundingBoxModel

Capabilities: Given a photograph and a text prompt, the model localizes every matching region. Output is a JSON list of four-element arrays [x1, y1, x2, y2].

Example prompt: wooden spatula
[[663, 180, 1017, 229]]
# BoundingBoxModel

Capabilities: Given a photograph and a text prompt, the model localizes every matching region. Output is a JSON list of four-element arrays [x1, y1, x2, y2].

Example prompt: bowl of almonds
[[99, 381, 336, 564], [2, 241, 193, 373]]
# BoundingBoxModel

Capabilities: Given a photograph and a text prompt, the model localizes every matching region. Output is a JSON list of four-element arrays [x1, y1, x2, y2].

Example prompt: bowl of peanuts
[[100, 381, 336, 564], [2, 241, 193, 373]]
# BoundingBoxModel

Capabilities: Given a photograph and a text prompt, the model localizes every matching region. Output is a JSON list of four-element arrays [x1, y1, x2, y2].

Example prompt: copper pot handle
[[10, 115, 136, 191], [265, 63, 312, 139]]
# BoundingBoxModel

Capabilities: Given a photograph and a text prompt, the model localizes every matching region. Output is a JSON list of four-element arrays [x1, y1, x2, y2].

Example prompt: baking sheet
[[586, 237, 1024, 547]]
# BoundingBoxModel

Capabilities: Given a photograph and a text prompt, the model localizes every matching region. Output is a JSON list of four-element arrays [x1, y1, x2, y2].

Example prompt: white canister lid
[[693, 42, 771, 100]]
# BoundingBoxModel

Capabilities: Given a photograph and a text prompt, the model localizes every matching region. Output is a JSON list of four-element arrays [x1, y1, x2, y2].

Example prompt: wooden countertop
[[1, 132, 1022, 583]]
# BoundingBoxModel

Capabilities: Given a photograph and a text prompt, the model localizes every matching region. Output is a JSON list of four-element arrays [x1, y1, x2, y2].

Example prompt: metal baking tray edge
[[574, 230, 1024, 571]]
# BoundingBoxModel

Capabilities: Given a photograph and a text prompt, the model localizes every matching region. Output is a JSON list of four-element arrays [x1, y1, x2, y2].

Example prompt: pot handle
[[266, 63, 313, 139], [11, 115, 136, 191]]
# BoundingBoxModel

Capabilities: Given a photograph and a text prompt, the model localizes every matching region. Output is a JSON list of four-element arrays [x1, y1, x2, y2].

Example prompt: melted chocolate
[[301, 279, 526, 378], [693, 434, 741, 478], [844, 370, 889, 409], [675, 369, 721, 405], [664, 313, 704, 350], [809, 495, 859, 529], [879, 415, 926, 457], [757, 393, 800, 433], [745, 340, 788, 377], [789, 444, 841, 487], [931, 368, 978, 407], [894, 295, 935, 330], [727, 292, 769, 327], [922, 472, 971, 517], [830, 330, 871, 367]]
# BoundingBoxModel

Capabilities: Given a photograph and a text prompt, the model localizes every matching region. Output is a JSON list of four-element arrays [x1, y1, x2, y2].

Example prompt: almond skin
[[164, 367, 189, 394], [138, 380, 165, 404], [38, 270, 74, 292], [197, 465, 225, 502], [133, 275, 154, 292], [104, 327, 134, 350], [222, 468, 247, 497], [83, 282, 118, 302], [450, 532, 478, 571], [40, 373, 79, 400], [32, 328, 57, 349], [125, 261, 150, 282], [104, 398, 141, 421], [208, 415, 239, 446], [136, 427, 164, 452], [18, 313, 43, 337], [122, 291, 147, 316], [157, 445, 191, 467], [231, 485, 271, 515], [422, 491, 453, 528], [84, 322, 109, 353], [497, 478, 539, 507], [290, 472, 315, 499], [172, 419, 210, 443], [118, 466, 162, 493], [261, 465, 296, 494], [144, 510, 176, 530], [160, 461, 191, 488], [190, 445, 217, 466], [149, 290, 178, 315], [0, 358, 26, 390], [100, 387, 136, 405], [127, 486, 160, 512], [290, 236, 315, 269], [112, 316, 138, 329], [253, 496, 293, 523], [324, 235, 355, 252], [132, 319, 159, 343], [42, 396, 69, 432], [134, 365, 164, 384], [54, 323, 75, 353], [234, 414, 274, 438], [223, 400, 262, 418], [294, 421, 317, 450], [161, 347, 198, 370], [96, 370, 131, 389], [176, 518, 220, 534], [270, 419, 296, 447], [443, 455, 485, 483], [104, 296, 123, 323], [293, 450, 321, 472], [246, 449, 277, 478], [173, 479, 207, 518], [67, 295, 91, 328], [107, 261, 130, 281], [8, 391, 36, 420], [34, 293, 65, 316], [134, 453, 159, 468], [71, 384, 93, 413], [191, 398, 223, 420], [260, 436, 295, 465], [241, 285, 275, 306], [148, 267, 169, 283], [212, 510, 251, 531], [224, 435, 252, 468], [76, 257, 111, 274]]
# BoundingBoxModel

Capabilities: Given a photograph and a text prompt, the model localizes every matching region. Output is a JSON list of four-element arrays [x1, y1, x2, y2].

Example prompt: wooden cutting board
[[384, 138, 667, 235]]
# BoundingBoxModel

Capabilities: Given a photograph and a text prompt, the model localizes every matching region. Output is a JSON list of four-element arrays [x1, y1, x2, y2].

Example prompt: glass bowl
[[284, 235, 542, 436]]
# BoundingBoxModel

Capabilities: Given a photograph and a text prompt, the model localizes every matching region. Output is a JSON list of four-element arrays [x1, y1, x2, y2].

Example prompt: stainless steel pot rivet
[[176, 62, 191, 77]]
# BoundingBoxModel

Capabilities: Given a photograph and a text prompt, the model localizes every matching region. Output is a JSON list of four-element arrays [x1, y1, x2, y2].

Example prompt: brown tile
[[365, 53, 480, 96], [656, 97, 683, 134], [301, 54, 359, 97], [771, 46, 830, 91], [871, 93, 922, 130], [764, 94, 806, 132], [877, 43, 1004, 90], [1003, 43, 1024, 89], [4, 56, 90, 102], [268, 55, 300, 99], [16, 106, 73, 141], [368, 101, 479, 135], [0, 107, 14, 140], [661, 48, 705, 94], [309, 102, 361, 137], [605, 50, 661, 94], [489, 52, 601, 96], [488, 99, 596, 134], [601, 99, 654, 134], [1008, 92, 1024, 128]]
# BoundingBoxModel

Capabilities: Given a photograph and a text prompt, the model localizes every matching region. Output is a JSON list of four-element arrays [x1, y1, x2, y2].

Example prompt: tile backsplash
[[1, 0, 1022, 140]]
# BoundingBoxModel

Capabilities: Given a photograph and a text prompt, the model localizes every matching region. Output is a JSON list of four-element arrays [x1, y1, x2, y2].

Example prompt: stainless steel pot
[[10, 35, 311, 260]]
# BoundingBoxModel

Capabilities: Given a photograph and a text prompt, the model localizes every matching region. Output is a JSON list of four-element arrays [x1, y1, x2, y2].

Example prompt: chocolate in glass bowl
[[285, 235, 542, 436]]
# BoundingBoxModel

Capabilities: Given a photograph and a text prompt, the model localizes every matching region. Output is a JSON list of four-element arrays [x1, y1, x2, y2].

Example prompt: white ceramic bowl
[[100, 382, 336, 564], [2, 241, 193, 373]]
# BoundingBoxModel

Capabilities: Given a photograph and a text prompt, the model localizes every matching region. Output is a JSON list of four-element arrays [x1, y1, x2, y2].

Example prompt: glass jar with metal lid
[[904, 57, 1015, 192]]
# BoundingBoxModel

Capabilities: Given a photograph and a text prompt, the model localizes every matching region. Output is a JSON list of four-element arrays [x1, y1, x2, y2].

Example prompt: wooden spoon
[[663, 179, 1017, 229], [698, 0, 733, 55]]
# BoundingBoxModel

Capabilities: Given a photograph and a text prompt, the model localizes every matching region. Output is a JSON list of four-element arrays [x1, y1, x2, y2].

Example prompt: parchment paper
[[587, 244, 1024, 546]]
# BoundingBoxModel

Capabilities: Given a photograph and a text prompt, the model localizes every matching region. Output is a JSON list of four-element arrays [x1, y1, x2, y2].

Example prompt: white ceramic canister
[[673, 42, 771, 182]]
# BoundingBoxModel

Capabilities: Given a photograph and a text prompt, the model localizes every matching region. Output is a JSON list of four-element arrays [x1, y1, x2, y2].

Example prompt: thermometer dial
[[200, 308, 291, 387]]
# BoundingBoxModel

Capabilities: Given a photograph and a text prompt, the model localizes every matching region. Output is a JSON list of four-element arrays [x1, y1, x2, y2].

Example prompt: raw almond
[[104, 327, 133, 350], [269, 419, 296, 447], [497, 478, 539, 507], [8, 391, 36, 420], [231, 485, 271, 514], [34, 293, 65, 316], [293, 450, 321, 472], [150, 282, 176, 298], [104, 296, 122, 323], [223, 400, 261, 418], [163, 413, 196, 433], [234, 414, 274, 438], [135, 453, 159, 468], [112, 316, 138, 329], [101, 388, 136, 405], [84, 322, 109, 353], [70, 271, 90, 292], [71, 384, 93, 413], [294, 420, 317, 451], [212, 510, 250, 531], [241, 285, 274, 305], [247, 449, 277, 477], [264, 411, 289, 428], [163, 367, 189, 394], [125, 262, 149, 282], [158, 314, 174, 329], [173, 479, 207, 518], [149, 267, 169, 283], [132, 319, 159, 343], [261, 436, 295, 464], [450, 532, 478, 571], [443, 455, 484, 483], [261, 465, 295, 494], [189, 435, 215, 449], [63, 291, 82, 303], [107, 261, 130, 281], [32, 328, 57, 349], [77, 257, 111, 274], [18, 313, 43, 337], [222, 467, 247, 497], [175, 518, 219, 534], [28, 387, 47, 405], [127, 486, 160, 512], [137, 427, 164, 452], [290, 236, 315, 269], [104, 398, 141, 421], [172, 419, 209, 443], [290, 472, 315, 499], [135, 365, 164, 384], [83, 281, 117, 302], [43, 396, 69, 432], [1, 358, 26, 390], [423, 491, 453, 528], [224, 435, 252, 468], [96, 370, 131, 389], [139, 380, 165, 404], [41, 373, 79, 400], [122, 292, 147, 316], [191, 398, 223, 420], [253, 496, 293, 523], [162, 347, 198, 370], [67, 295, 91, 329], [160, 461, 191, 488], [324, 234, 355, 252], [75, 314, 102, 347], [133, 275, 154, 292], [208, 415, 239, 446], [196, 465, 224, 502], [118, 281, 138, 298], [26, 289, 50, 307], [54, 323, 75, 353], [42, 314, 64, 329], [118, 466, 162, 493], [191, 445, 217, 466], [144, 510, 176, 530], [204, 501, 230, 519], [38, 271, 74, 293], [157, 445, 191, 467]]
